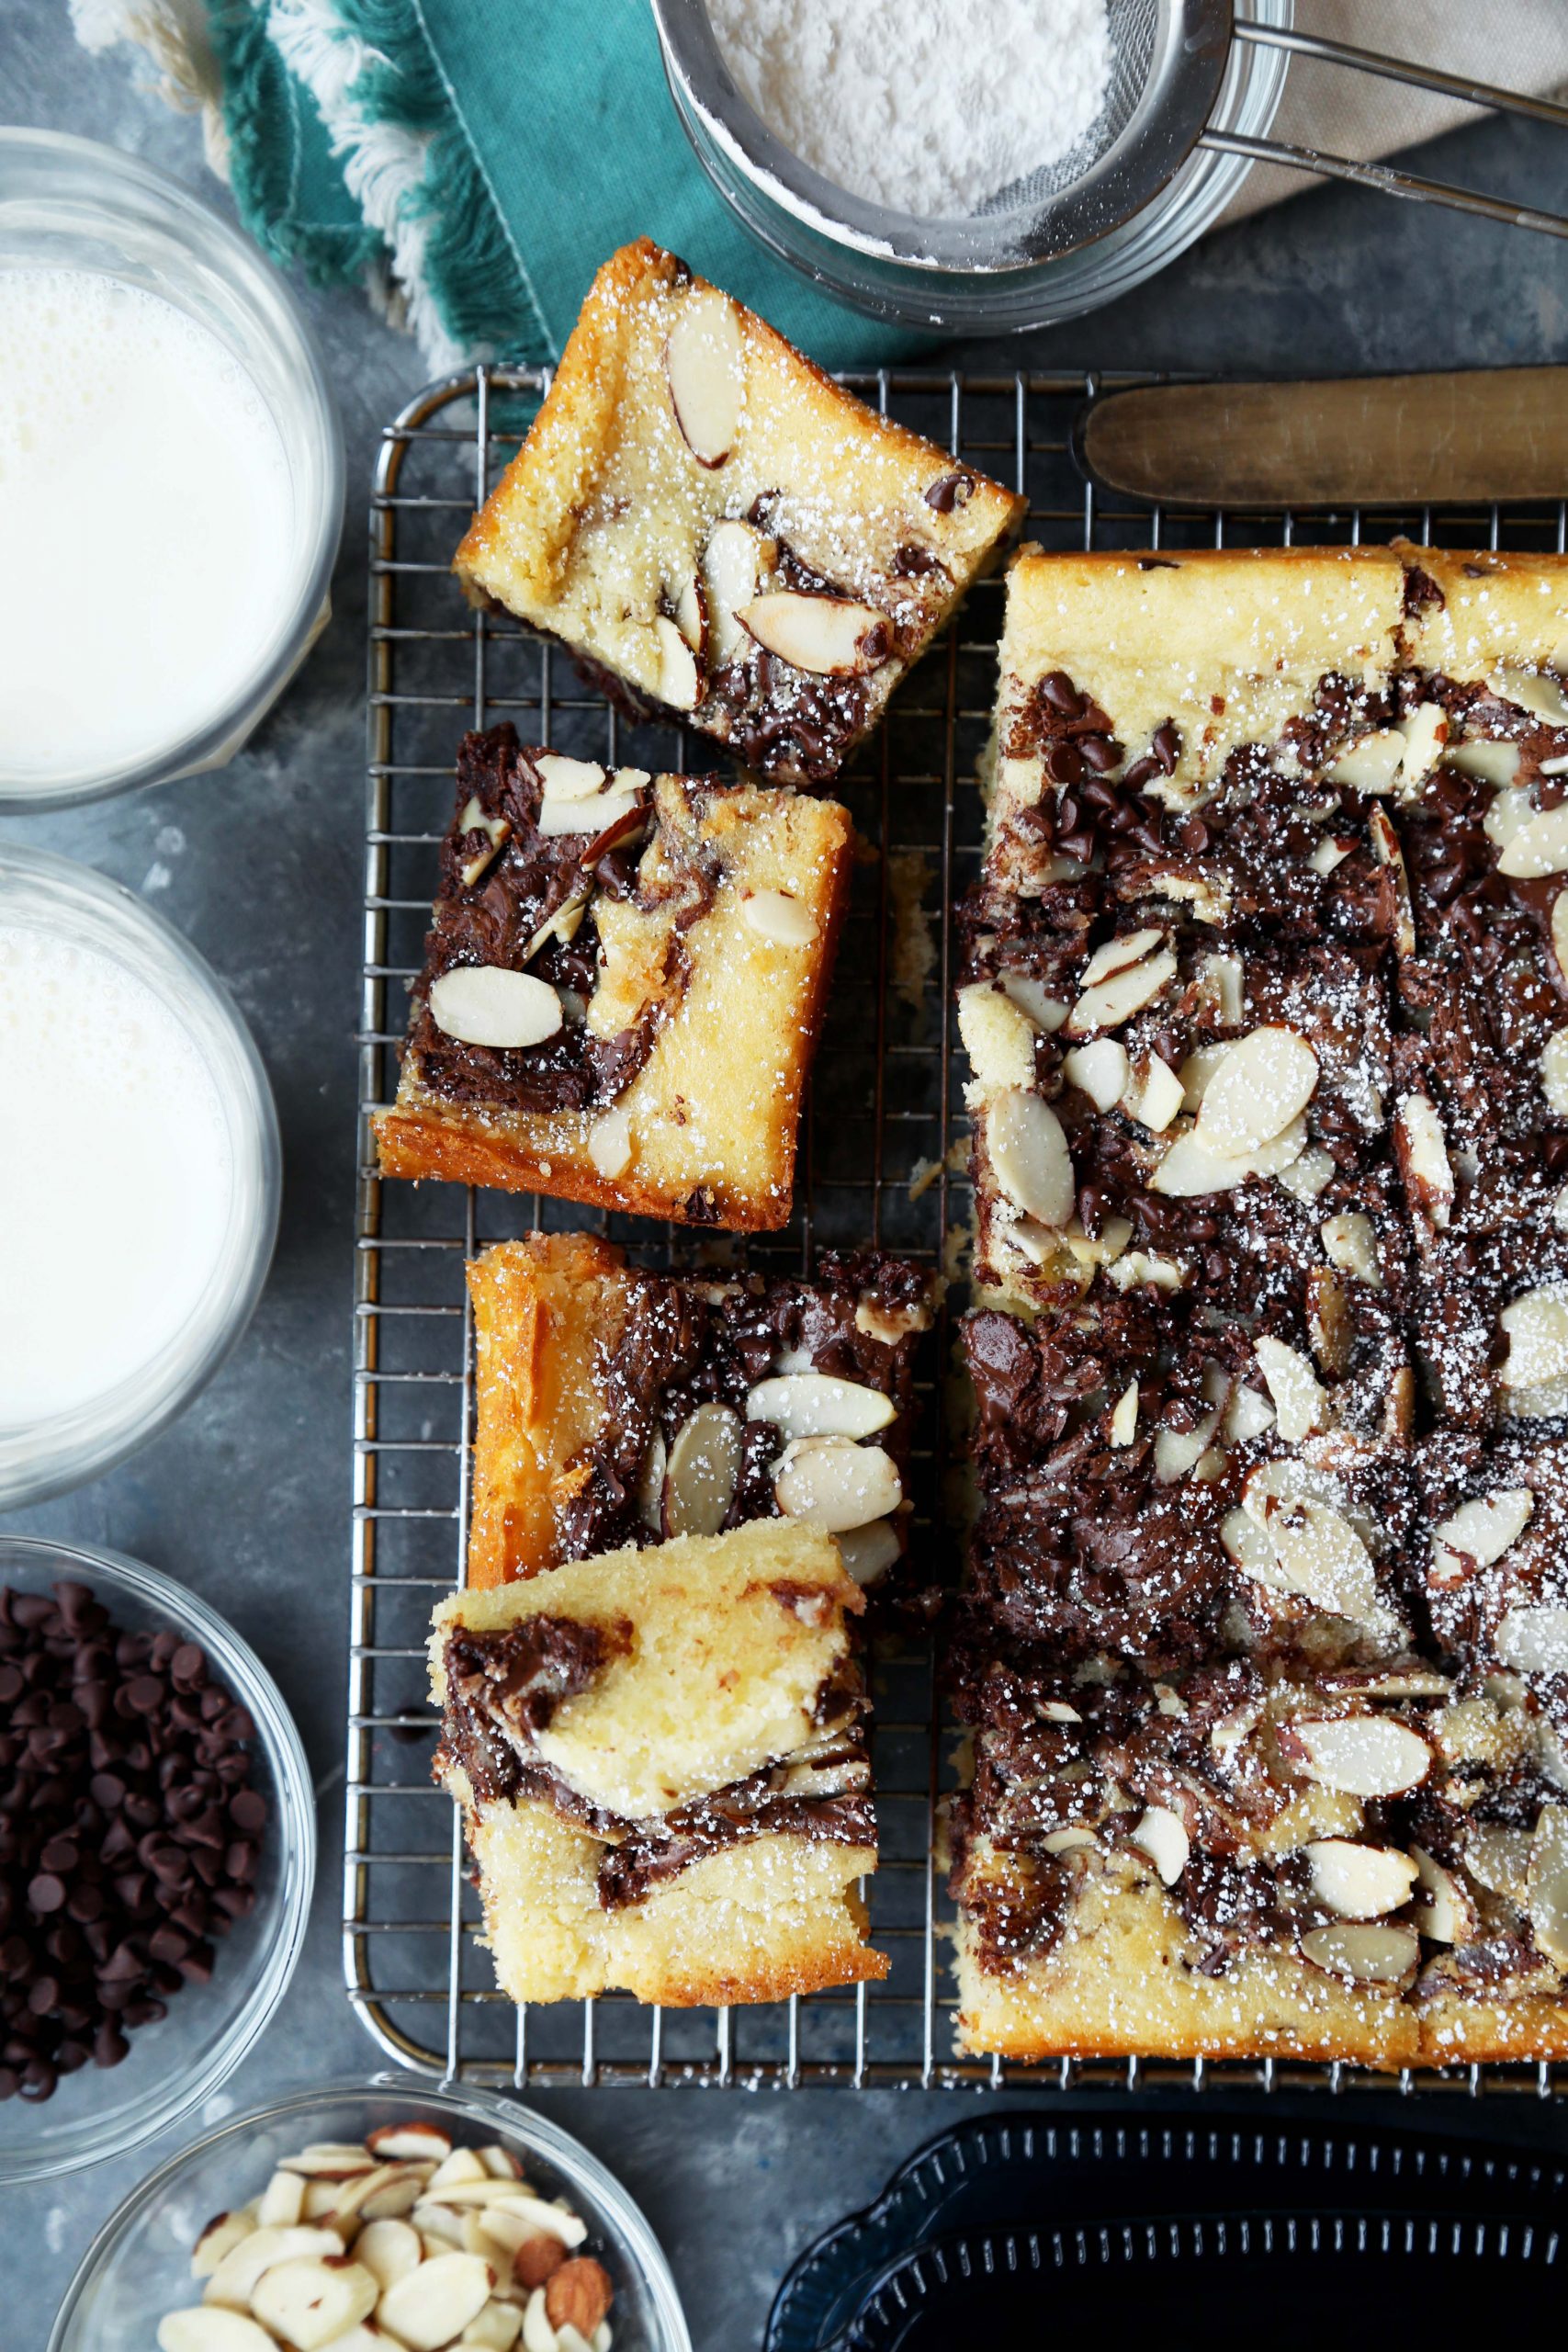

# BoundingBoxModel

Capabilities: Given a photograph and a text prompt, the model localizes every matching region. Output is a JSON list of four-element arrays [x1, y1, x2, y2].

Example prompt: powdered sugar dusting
[[709, 0, 1114, 221]]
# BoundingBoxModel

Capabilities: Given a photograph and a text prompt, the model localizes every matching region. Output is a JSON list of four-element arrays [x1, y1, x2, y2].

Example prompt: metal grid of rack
[[348, 365, 1568, 2093]]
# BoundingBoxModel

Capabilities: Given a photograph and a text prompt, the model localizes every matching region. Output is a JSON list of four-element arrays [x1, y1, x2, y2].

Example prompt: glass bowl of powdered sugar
[[652, 0, 1293, 331], [0, 843, 281, 1510]]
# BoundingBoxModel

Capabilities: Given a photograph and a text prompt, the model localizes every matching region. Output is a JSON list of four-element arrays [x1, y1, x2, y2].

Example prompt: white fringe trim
[[69, 0, 231, 176], [267, 0, 468, 371]]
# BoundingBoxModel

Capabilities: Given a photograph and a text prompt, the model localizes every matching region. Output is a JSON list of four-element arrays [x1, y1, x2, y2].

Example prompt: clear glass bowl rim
[[48, 2074, 694, 2352], [0, 1535, 316, 2184], [0, 841, 282, 1510], [0, 126, 344, 811]]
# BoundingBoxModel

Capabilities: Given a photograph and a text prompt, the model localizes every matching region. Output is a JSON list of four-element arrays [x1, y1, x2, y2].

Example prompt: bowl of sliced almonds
[[50, 2076, 691, 2352]]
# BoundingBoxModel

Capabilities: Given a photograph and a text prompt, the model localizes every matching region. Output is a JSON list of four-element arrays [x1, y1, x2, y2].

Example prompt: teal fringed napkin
[[197, 0, 919, 369]]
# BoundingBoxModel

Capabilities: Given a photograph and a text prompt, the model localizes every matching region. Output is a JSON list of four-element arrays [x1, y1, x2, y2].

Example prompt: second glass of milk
[[0, 131, 343, 810]]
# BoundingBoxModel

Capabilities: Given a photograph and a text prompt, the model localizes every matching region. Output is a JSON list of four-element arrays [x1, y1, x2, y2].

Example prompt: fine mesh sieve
[[656, 1, 1568, 275]]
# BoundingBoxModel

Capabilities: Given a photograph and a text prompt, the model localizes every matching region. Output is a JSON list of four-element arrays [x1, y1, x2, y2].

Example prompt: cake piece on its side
[[375, 725, 852, 1229], [429, 1520, 886, 2006], [453, 240, 1025, 788], [465, 1230, 934, 1594]]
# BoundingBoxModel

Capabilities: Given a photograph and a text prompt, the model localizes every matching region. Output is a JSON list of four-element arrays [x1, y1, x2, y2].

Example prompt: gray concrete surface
[[4, 7, 1567, 2345]]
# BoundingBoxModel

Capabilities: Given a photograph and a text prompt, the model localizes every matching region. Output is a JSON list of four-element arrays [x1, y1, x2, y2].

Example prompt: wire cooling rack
[[348, 364, 1568, 2094]]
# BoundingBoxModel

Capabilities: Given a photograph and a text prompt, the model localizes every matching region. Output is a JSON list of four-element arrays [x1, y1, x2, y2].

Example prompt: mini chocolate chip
[[93, 2023, 129, 2068], [27, 1875, 65, 1915], [1040, 670, 1080, 714]]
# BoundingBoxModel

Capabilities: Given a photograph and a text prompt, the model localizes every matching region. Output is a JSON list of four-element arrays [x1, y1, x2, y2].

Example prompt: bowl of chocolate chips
[[0, 1536, 314, 2181]]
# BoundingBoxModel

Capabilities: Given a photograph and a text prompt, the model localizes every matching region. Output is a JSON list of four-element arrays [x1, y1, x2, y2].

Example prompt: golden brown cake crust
[[376, 767, 852, 1229], [454, 240, 1025, 786]]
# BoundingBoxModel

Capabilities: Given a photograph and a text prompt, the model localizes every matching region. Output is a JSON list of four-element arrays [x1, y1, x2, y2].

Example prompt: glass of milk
[[0, 844, 281, 1507], [0, 130, 343, 810]]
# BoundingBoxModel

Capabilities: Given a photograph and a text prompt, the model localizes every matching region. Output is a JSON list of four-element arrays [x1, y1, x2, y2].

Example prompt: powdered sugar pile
[[708, 0, 1113, 221]]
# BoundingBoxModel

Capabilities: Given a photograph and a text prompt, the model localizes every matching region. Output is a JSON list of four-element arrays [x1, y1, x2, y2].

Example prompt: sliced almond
[[1431, 1488, 1534, 1584], [1395, 1094, 1453, 1227], [1149, 1129, 1253, 1199], [193, 2212, 258, 2279], [429, 966, 563, 1050], [355, 2217, 423, 2291], [635, 1431, 666, 1535], [1080, 928, 1166, 987], [1446, 735, 1521, 786], [665, 287, 744, 467], [301, 2182, 344, 2222], [1275, 1143, 1336, 1201], [1499, 1284, 1568, 1387], [1527, 1803, 1568, 1964], [587, 1107, 633, 1182], [534, 755, 606, 804], [1367, 804, 1416, 954], [367, 2122, 454, 2165], [252, 2257, 378, 2351], [1252, 1336, 1330, 1443], [1320, 1212, 1381, 1288], [535, 784, 645, 841], [672, 571, 706, 654], [987, 1090, 1075, 1227], [1153, 1407, 1222, 1484], [1178, 1044, 1230, 1112], [1062, 1036, 1128, 1111], [1041, 1826, 1097, 1855], [1299, 1919, 1418, 1984], [654, 614, 701, 712], [1109, 1381, 1139, 1447], [741, 888, 818, 948], [1238, 1494, 1378, 1622], [255, 2173, 310, 2230], [1195, 951, 1245, 1025], [1466, 1823, 1533, 1903], [1325, 728, 1405, 792], [1063, 945, 1178, 1036], [160, 2313, 276, 2352], [1280, 1714, 1433, 1798], [1224, 1382, 1275, 1443], [1495, 1604, 1568, 1675], [1411, 1846, 1476, 1945], [747, 1372, 895, 1442], [835, 1518, 902, 1587], [1303, 1839, 1418, 1919], [1540, 1030, 1568, 1116], [334, 2163, 427, 2226], [379, 2251, 496, 2352], [739, 590, 888, 677], [1497, 802, 1568, 878], [1129, 1804, 1190, 1886], [773, 1435, 902, 1532], [662, 1403, 742, 1539], [1194, 1026, 1318, 1157], [279, 2145, 378, 2181], [1310, 836, 1353, 876], [1490, 665, 1568, 724], [704, 518, 771, 662], [1123, 1055, 1184, 1134], [1552, 891, 1568, 981], [206, 2228, 344, 2310], [464, 2302, 525, 2351], [999, 971, 1070, 1033], [1398, 700, 1450, 785], [469, 2199, 585, 2251]]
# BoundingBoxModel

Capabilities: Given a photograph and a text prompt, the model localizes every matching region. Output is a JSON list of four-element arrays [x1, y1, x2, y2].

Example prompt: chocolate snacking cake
[[465, 1231, 934, 1594], [430, 1521, 886, 2006], [453, 240, 1025, 787], [951, 543, 1568, 2065], [375, 724, 852, 1227]]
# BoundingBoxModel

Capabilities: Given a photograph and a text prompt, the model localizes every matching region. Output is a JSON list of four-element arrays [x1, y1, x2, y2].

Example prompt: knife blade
[[1080, 368, 1568, 509]]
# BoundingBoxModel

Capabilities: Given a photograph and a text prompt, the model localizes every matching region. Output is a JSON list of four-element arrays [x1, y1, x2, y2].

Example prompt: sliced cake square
[[453, 239, 1024, 786], [429, 1519, 886, 2007], [375, 724, 852, 1228]]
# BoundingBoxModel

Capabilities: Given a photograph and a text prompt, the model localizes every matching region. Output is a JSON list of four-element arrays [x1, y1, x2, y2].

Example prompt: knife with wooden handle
[[1080, 369, 1568, 508]]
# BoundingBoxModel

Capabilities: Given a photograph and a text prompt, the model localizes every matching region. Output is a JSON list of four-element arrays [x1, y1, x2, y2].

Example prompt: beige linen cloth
[[1220, 0, 1568, 223]]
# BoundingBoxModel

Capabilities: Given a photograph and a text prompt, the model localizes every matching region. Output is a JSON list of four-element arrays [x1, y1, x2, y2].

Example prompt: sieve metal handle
[[1207, 17, 1568, 239]]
